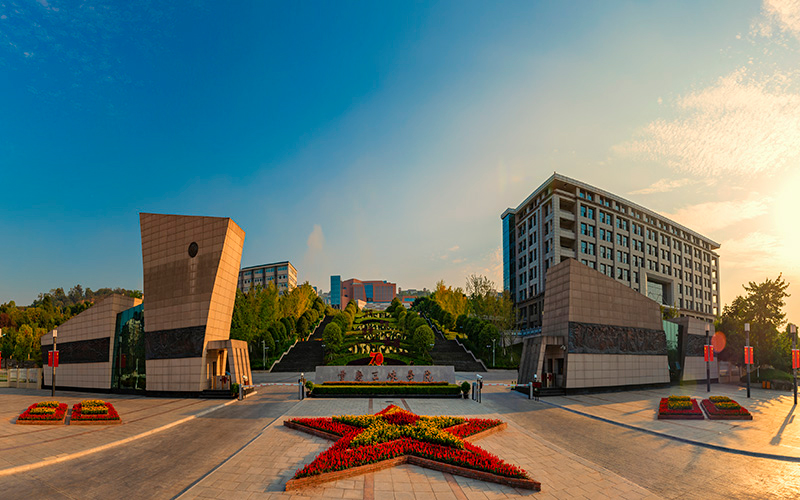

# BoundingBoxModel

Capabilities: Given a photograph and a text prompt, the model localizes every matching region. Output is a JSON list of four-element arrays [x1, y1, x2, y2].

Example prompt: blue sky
[[1, 1, 799, 323]]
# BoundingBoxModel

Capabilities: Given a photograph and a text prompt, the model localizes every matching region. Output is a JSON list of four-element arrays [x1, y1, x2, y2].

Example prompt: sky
[[1, 1, 799, 325]]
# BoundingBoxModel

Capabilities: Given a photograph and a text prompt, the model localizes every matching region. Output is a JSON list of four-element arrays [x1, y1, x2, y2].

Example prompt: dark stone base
[[564, 381, 671, 396], [42, 384, 204, 399]]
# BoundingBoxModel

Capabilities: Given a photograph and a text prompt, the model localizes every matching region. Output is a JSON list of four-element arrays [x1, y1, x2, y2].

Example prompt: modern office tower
[[330, 275, 342, 309], [238, 261, 297, 294], [502, 173, 720, 330]]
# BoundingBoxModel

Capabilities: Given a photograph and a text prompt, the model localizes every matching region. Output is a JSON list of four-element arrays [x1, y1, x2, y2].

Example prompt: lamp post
[[262, 340, 266, 369], [492, 339, 496, 368], [705, 323, 711, 393], [791, 323, 797, 406], [51, 329, 57, 398], [745, 323, 751, 399]]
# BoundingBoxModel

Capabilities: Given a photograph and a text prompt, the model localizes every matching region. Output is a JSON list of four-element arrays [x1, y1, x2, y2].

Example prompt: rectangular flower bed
[[309, 383, 461, 396], [700, 397, 752, 420], [17, 401, 68, 425], [70, 400, 122, 425], [657, 396, 704, 420], [284, 405, 539, 491]]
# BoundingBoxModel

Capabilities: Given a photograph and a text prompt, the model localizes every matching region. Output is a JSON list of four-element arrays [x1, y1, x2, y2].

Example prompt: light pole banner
[[792, 349, 799, 370], [744, 346, 754, 365]]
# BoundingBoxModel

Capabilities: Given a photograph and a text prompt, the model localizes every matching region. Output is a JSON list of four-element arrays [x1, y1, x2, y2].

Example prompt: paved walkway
[[0, 388, 235, 475], [178, 397, 661, 500], [2, 374, 799, 499], [539, 383, 800, 460]]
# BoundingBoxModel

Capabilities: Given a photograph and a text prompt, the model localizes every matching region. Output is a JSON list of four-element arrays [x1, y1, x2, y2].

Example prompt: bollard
[[239, 384, 243, 401], [472, 382, 477, 401], [528, 382, 532, 400]]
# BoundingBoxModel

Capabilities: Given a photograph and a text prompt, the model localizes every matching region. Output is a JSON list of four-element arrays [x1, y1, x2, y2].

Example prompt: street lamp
[[745, 323, 751, 399], [492, 339, 496, 368], [790, 323, 797, 406], [51, 329, 57, 397], [705, 323, 711, 393]]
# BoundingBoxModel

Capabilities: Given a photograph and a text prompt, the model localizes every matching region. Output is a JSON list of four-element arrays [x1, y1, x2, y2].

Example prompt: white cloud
[[614, 68, 800, 177], [718, 231, 784, 271], [449, 245, 460, 252], [763, 0, 800, 37], [628, 178, 694, 195], [663, 197, 771, 234], [306, 224, 324, 252]]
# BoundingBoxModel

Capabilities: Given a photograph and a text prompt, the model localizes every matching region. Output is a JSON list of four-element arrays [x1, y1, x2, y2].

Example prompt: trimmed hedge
[[321, 381, 451, 386], [310, 384, 461, 396]]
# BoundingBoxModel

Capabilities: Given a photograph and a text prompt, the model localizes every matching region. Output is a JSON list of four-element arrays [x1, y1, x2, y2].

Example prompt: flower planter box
[[284, 405, 539, 491], [16, 402, 68, 425], [70, 401, 122, 425], [700, 398, 752, 420], [657, 398, 704, 420]]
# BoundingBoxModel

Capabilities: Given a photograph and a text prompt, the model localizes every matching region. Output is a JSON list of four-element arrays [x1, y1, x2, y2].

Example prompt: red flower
[[287, 406, 528, 481]]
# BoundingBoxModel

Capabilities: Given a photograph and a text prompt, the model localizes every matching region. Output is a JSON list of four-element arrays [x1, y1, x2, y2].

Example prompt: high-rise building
[[238, 261, 297, 294], [502, 173, 720, 330], [330, 275, 342, 309], [330, 276, 397, 310]]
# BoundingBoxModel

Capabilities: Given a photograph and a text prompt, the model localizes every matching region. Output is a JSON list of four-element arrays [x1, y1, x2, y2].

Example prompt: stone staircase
[[420, 313, 486, 372], [271, 317, 329, 373], [429, 337, 486, 372]]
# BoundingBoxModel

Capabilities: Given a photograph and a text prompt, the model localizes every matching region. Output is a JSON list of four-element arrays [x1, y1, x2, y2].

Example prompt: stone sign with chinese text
[[315, 365, 455, 384]]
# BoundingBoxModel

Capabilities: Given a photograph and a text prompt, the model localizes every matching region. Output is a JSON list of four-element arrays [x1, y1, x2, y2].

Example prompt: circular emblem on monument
[[188, 242, 198, 258]]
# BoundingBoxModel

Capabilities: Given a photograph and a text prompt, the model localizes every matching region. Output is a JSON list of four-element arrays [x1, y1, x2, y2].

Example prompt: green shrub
[[739, 368, 794, 383], [460, 381, 471, 395], [305, 380, 315, 391]]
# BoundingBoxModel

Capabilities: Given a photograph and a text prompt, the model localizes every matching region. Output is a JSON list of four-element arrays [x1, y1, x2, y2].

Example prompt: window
[[581, 241, 596, 255], [599, 210, 612, 225], [580, 223, 595, 237], [580, 205, 595, 219]]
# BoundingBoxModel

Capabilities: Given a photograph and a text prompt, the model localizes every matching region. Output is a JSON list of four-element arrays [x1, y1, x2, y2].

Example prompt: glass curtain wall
[[112, 304, 146, 390]]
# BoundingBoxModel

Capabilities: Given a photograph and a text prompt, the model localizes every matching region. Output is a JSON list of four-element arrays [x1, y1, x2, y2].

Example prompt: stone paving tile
[[0, 387, 231, 473], [177, 397, 662, 500], [540, 383, 800, 458]]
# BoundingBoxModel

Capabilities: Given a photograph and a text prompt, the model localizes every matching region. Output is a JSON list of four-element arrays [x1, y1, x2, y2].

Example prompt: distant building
[[330, 276, 342, 309], [238, 261, 297, 294], [331, 276, 397, 310]]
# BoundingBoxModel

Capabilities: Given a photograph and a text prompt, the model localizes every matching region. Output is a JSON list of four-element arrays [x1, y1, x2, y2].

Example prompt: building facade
[[330, 276, 397, 309], [41, 213, 252, 395], [502, 173, 720, 330], [238, 261, 297, 294]]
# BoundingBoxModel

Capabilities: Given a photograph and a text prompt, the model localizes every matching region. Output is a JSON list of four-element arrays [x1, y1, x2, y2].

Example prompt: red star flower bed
[[284, 405, 540, 491], [700, 397, 752, 420], [17, 401, 68, 425], [657, 396, 704, 420]]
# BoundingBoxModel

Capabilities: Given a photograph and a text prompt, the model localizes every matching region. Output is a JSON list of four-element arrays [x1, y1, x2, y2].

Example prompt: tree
[[717, 274, 791, 369], [412, 325, 435, 356], [323, 322, 343, 352]]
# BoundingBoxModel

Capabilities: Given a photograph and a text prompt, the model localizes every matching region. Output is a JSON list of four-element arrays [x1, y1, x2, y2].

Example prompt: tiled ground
[[542, 383, 800, 458], [0, 388, 232, 473], [177, 397, 662, 500]]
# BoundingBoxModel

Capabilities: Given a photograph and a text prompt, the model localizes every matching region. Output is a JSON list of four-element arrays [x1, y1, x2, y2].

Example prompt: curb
[[538, 399, 800, 463], [0, 398, 239, 477]]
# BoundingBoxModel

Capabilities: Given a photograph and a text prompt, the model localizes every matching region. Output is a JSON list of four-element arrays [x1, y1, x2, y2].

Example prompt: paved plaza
[[1, 372, 799, 499]]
